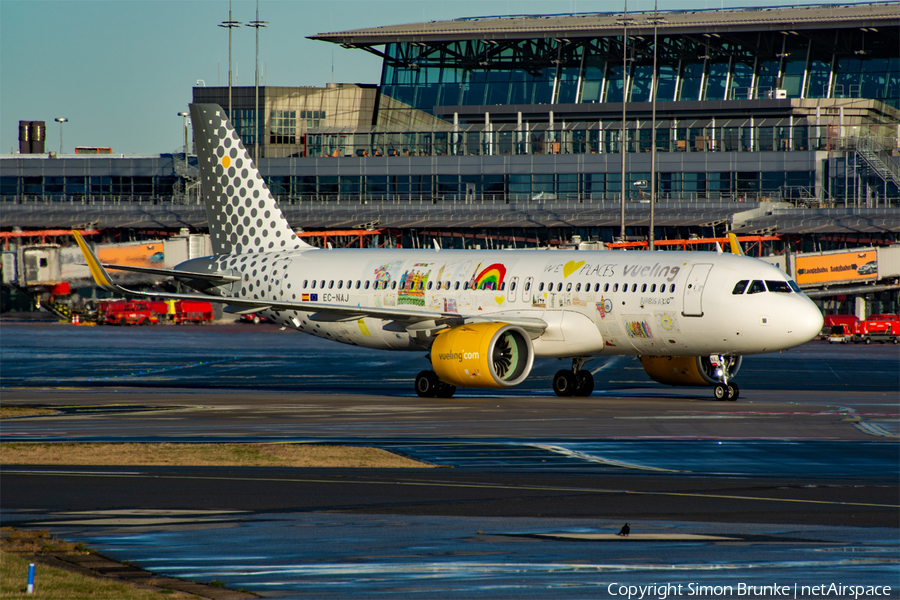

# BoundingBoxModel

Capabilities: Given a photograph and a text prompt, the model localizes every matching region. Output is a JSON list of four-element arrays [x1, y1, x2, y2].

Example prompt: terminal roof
[[310, 3, 899, 45]]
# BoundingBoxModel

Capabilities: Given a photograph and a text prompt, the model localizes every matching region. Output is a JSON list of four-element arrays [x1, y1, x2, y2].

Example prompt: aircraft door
[[521, 277, 534, 304], [507, 276, 519, 303], [682, 263, 712, 317]]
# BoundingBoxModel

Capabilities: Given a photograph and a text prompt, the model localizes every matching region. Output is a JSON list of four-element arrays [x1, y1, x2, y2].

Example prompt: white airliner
[[74, 103, 823, 401]]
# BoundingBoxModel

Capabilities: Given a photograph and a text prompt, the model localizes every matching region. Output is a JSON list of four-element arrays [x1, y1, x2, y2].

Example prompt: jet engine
[[639, 355, 742, 387], [430, 323, 534, 388]]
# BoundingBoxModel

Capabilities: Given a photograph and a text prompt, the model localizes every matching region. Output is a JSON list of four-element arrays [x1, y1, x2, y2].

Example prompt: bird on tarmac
[[617, 523, 630, 536]]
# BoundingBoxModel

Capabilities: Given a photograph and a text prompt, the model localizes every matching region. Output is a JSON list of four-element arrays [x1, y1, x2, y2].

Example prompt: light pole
[[616, 3, 634, 242], [246, 0, 267, 164], [648, 3, 664, 251], [54, 117, 67, 154], [177, 111, 190, 159], [219, 0, 240, 118]]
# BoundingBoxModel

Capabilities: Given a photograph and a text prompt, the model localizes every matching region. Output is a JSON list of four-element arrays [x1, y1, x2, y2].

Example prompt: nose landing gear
[[552, 358, 594, 397], [710, 355, 739, 401]]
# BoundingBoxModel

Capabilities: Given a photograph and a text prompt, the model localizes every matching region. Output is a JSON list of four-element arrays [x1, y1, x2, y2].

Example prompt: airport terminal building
[[4, 2, 898, 209]]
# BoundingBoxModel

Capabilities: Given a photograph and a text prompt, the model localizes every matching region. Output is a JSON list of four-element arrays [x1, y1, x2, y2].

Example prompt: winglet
[[72, 231, 118, 291], [727, 233, 744, 256]]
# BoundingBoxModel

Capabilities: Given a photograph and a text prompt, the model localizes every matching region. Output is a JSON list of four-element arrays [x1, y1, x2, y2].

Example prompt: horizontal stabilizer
[[98, 263, 241, 284]]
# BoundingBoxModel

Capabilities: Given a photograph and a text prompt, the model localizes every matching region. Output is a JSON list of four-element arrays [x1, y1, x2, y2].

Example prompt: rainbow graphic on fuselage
[[473, 263, 507, 290]]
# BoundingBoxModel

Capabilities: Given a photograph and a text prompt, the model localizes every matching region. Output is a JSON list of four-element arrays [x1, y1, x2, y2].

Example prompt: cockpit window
[[747, 280, 766, 294], [766, 280, 792, 293], [732, 280, 749, 295], [788, 280, 802, 293]]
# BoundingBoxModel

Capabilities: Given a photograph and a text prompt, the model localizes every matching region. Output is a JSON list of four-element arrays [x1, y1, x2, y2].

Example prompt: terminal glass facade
[[377, 27, 899, 125]]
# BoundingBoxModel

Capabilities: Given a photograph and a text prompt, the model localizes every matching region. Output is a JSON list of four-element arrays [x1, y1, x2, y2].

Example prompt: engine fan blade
[[493, 333, 513, 377]]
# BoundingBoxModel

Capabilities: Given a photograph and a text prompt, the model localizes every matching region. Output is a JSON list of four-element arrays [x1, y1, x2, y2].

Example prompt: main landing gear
[[710, 354, 739, 401], [415, 370, 457, 398], [552, 358, 594, 397]]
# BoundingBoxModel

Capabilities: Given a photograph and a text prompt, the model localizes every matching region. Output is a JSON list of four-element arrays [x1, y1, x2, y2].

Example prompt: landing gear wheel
[[415, 370, 439, 398], [435, 382, 457, 398], [727, 382, 739, 401], [574, 370, 594, 397], [713, 383, 728, 401], [553, 370, 576, 397]]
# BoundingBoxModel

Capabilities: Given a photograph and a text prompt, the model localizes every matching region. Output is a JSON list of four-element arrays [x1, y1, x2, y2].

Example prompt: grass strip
[[0, 442, 431, 468], [1, 529, 200, 600], [0, 408, 58, 419]]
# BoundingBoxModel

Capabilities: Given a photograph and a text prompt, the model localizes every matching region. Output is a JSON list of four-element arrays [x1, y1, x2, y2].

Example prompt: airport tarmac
[[1, 322, 898, 598]]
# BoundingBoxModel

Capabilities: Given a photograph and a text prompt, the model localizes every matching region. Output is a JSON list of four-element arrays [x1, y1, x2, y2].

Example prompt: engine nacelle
[[640, 355, 742, 387], [431, 323, 534, 388]]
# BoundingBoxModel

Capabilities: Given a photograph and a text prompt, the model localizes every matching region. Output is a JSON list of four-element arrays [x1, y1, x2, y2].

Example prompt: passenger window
[[337, 280, 343, 289], [303, 280, 308, 288], [747, 280, 766, 294], [524, 281, 531, 291], [320, 280, 326, 289], [347, 280, 352, 289], [463, 282, 469, 290], [454, 281, 460, 290], [575, 283, 581, 292], [539, 282, 545, 292], [427, 281, 433, 290], [604, 283, 610, 292], [613, 283, 619, 292], [311, 280, 317, 289], [670, 284, 676, 293], [595, 283, 600, 292], [641, 284, 647, 293], [329, 280, 335, 289], [650, 284, 656, 292], [631, 284, 637, 292], [623, 282, 628, 291], [732, 280, 749, 295], [355, 281, 361, 289], [364, 281, 370, 290], [566, 283, 573, 292], [511, 281, 517, 291], [499, 282, 505, 291], [766, 280, 792, 293], [557, 282, 563, 292]]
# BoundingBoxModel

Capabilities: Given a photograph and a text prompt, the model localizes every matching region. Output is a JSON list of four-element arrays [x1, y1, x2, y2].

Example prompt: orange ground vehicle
[[97, 300, 159, 326]]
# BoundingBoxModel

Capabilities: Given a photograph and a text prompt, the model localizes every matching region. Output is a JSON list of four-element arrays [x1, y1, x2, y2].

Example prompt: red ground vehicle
[[97, 300, 159, 326], [173, 300, 214, 324], [853, 314, 900, 344], [239, 313, 270, 324]]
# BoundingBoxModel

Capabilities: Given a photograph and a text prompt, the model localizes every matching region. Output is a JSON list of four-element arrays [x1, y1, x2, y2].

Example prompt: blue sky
[[2, 0, 829, 155]]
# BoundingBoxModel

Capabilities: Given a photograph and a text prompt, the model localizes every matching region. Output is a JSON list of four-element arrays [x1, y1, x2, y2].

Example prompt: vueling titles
[[438, 351, 480, 362]]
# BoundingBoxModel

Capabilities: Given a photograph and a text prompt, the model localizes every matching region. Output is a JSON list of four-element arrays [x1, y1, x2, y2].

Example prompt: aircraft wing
[[72, 232, 547, 336]]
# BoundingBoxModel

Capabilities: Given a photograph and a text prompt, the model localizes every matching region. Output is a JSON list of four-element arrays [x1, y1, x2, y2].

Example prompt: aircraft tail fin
[[72, 231, 124, 293], [726, 232, 745, 256], [189, 103, 312, 255]]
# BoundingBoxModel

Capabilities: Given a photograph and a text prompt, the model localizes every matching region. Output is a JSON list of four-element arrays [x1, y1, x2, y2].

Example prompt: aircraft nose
[[794, 297, 824, 343]]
